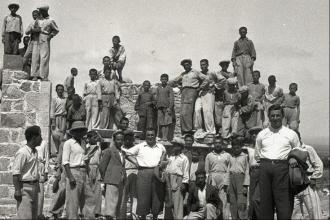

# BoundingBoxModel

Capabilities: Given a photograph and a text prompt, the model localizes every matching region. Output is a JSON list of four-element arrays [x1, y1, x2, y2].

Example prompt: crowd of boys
[[2, 3, 325, 220]]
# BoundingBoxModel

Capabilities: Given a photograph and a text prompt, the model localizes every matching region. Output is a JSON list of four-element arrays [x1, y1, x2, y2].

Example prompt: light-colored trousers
[[214, 101, 225, 133], [105, 183, 126, 218], [292, 186, 322, 220], [23, 40, 38, 75], [17, 183, 39, 220], [283, 107, 299, 131], [84, 94, 100, 131], [31, 34, 51, 80], [194, 92, 216, 134], [184, 204, 218, 220], [37, 162, 46, 217], [65, 168, 95, 219], [234, 54, 254, 87], [55, 115, 67, 134], [221, 105, 239, 139]]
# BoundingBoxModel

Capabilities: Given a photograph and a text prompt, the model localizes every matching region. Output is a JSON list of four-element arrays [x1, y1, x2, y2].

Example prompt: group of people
[[2, 3, 59, 81]]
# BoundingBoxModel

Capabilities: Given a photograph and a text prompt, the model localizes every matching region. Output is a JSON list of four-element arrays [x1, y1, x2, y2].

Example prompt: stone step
[[0, 204, 16, 218]]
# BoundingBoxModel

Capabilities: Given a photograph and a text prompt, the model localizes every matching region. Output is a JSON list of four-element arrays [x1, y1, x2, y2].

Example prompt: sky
[[0, 0, 329, 145]]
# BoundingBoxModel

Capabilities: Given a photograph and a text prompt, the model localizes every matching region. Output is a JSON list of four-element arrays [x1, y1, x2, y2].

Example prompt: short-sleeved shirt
[[12, 145, 39, 181], [166, 153, 190, 183], [171, 69, 207, 89], [62, 138, 86, 167], [248, 82, 265, 102], [2, 14, 23, 35], [205, 151, 231, 174], [283, 93, 300, 108], [123, 142, 166, 168]]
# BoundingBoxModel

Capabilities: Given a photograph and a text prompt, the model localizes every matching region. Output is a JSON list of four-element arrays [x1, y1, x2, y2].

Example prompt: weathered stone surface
[[40, 81, 52, 93], [12, 100, 24, 111], [1, 70, 13, 84], [0, 129, 10, 143], [26, 112, 37, 125], [0, 171, 13, 185], [0, 185, 10, 198], [11, 130, 20, 142], [0, 158, 11, 171], [0, 144, 20, 157], [19, 81, 32, 92], [0, 113, 26, 128], [0, 100, 11, 112], [3, 84, 24, 99], [25, 92, 50, 112], [32, 81, 40, 92], [0, 204, 16, 216], [37, 112, 50, 127], [12, 71, 29, 80], [3, 55, 23, 70]]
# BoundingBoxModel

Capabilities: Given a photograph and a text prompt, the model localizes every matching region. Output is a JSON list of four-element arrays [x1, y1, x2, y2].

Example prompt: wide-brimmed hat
[[8, 3, 19, 10], [37, 4, 49, 11], [219, 60, 230, 66], [68, 121, 87, 135]]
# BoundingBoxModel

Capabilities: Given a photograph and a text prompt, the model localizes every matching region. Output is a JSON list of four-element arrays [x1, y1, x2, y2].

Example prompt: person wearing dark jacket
[[184, 169, 222, 220], [99, 131, 127, 220]]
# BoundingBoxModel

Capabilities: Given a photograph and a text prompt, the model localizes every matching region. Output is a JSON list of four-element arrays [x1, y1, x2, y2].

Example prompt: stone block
[[0, 204, 16, 216], [40, 81, 52, 93], [0, 158, 11, 171], [25, 92, 50, 112], [13, 71, 29, 80], [0, 113, 26, 128], [0, 185, 10, 198], [19, 81, 32, 92], [12, 100, 24, 111], [0, 171, 13, 185], [37, 112, 50, 127], [26, 112, 36, 125], [11, 130, 20, 142], [0, 143, 20, 157], [3, 55, 23, 70], [32, 81, 40, 92], [3, 84, 24, 99], [0, 100, 11, 112], [0, 129, 10, 142], [1, 69, 13, 84]]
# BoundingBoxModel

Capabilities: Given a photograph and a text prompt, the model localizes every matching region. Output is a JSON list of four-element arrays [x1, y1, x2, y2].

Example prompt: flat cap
[[219, 60, 230, 66], [37, 4, 49, 11], [227, 77, 238, 85], [180, 59, 192, 66], [239, 85, 249, 93]]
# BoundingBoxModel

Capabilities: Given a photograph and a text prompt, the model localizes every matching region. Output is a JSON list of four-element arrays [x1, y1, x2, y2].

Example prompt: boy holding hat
[[221, 77, 241, 139], [2, 3, 23, 55], [62, 121, 95, 219]]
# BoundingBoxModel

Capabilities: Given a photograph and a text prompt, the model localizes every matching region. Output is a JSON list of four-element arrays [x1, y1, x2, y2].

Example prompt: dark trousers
[[180, 88, 198, 134], [248, 168, 261, 220], [4, 32, 20, 55], [229, 173, 248, 219], [136, 168, 165, 217], [137, 108, 156, 139], [259, 159, 294, 220]]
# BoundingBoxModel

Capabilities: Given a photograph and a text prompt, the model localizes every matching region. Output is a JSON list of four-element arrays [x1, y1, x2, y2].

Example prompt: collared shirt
[[25, 20, 40, 41], [64, 75, 74, 92], [190, 161, 199, 181], [12, 145, 39, 181], [171, 69, 208, 89], [98, 78, 119, 100], [134, 91, 155, 115], [264, 86, 283, 104], [301, 143, 323, 179], [36, 141, 50, 174], [255, 126, 300, 160], [198, 187, 207, 207], [283, 93, 300, 109], [123, 142, 166, 168], [205, 151, 231, 174], [50, 96, 67, 118], [166, 153, 190, 183], [229, 152, 250, 185], [98, 68, 118, 80], [62, 138, 86, 167], [87, 144, 101, 165], [83, 80, 102, 99], [248, 82, 265, 102], [38, 16, 59, 38], [110, 45, 126, 63], [2, 14, 23, 36], [231, 37, 256, 59], [156, 85, 174, 108]]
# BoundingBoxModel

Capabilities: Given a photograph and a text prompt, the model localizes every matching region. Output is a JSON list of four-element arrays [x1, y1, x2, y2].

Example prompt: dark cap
[[180, 59, 192, 66]]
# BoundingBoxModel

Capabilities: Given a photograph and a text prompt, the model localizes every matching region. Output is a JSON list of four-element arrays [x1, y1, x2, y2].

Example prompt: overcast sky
[[0, 0, 329, 145]]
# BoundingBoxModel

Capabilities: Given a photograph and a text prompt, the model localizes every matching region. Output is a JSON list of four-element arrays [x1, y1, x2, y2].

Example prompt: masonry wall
[[0, 69, 52, 216]]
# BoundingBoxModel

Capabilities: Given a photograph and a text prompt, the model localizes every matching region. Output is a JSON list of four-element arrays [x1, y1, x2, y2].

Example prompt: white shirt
[[198, 187, 207, 207], [255, 126, 300, 160], [166, 153, 190, 183], [122, 142, 166, 167], [12, 145, 39, 181], [36, 140, 50, 173], [62, 138, 86, 167]]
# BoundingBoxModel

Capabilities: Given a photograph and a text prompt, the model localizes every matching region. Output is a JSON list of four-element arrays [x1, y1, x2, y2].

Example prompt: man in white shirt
[[123, 129, 166, 220], [255, 104, 300, 219]]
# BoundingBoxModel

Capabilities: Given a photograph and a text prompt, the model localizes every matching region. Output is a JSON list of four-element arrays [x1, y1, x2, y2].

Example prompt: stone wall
[[0, 69, 52, 217]]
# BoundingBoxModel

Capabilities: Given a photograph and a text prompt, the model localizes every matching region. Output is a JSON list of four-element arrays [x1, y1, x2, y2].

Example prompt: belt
[[71, 165, 87, 169], [182, 87, 198, 90], [260, 158, 287, 164], [102, 93, 115, 95], [138, 166, 156, 170], [284, 106, 296, 109], [21, 180, 38, 184]]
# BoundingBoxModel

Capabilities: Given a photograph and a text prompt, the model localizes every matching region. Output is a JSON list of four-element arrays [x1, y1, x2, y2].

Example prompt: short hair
[[89, 68, 97, 74], [23, 36, 30, 40], [55, 84, 64, 90], [32, 10, 39, 14], [267, 104, 284, 117], [113, 131, 124, 140], [195, 169, 206, 177], [71, 67, 77, 73], [72, 94, 81, 101], [112, 35, 121, 42], [289, 82, 298, 88], [160, 74, 169, 79], [67, 86, 75, 92], [231, 136, 244, 146], [214, 135, 223, 142], [25, 126, 41, 142], [252, 70, 260, 76], [103, 56, 110, 60], [184, 133, 194, 141], [143, 80, 151, 85], [268, 75, 276, 82], [239, 26, 247, 31], [120, 117, 129, 123], [146, 128, 156, 134], [200, 59, 209, 65], [180, 59, 192, 66]]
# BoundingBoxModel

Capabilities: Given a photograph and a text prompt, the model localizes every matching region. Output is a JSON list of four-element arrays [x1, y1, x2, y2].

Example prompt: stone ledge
[[0, 172, 13, 185], [3, 55, 23, 71]]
